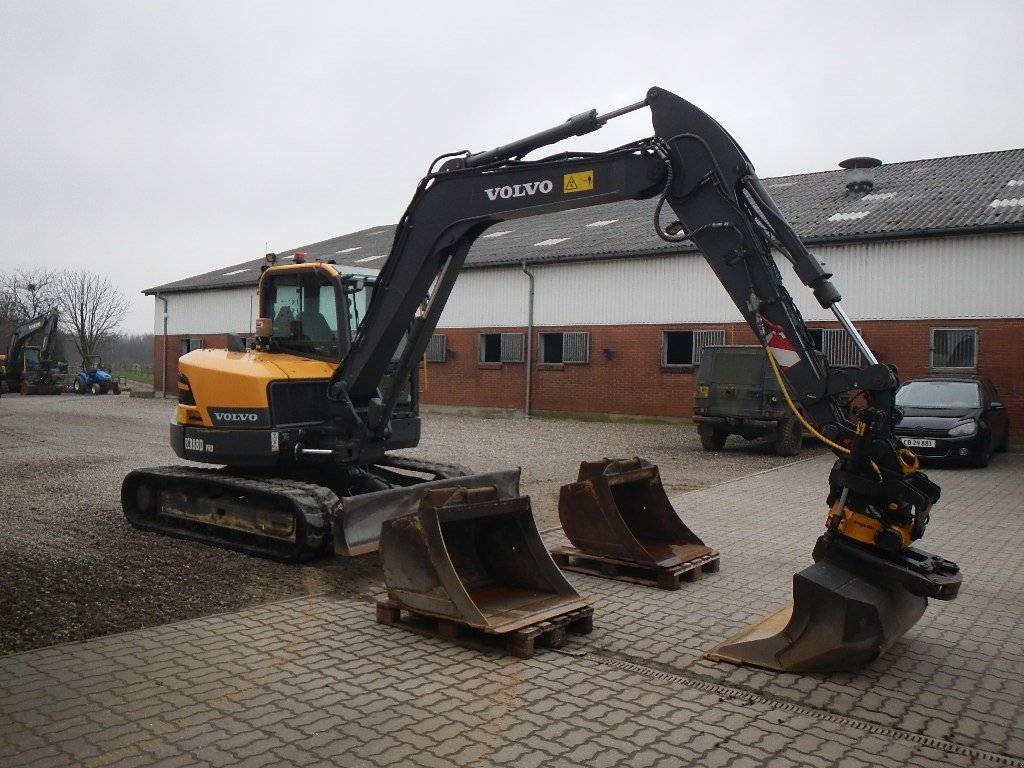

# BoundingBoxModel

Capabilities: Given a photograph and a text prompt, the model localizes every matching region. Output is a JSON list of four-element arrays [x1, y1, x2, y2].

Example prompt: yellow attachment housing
[[826, 501, 913, 550]]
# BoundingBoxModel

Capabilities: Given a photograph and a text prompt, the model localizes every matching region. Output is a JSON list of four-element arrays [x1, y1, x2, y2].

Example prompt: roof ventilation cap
[[839, 157, 882, 193]]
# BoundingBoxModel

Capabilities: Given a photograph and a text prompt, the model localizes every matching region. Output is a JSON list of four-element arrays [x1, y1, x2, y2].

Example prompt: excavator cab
[[260, 262, 354, 361]]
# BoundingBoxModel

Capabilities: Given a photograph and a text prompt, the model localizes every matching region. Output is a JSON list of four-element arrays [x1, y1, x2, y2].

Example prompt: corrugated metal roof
[[145, 228, 390, 294], [146, 148, 1024, 295]]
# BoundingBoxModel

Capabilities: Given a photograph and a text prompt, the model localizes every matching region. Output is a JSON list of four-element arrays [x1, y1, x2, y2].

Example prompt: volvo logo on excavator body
[[208, 408, 270, 427], [484, 180, 554, 201], [215, 413, 258, 422]]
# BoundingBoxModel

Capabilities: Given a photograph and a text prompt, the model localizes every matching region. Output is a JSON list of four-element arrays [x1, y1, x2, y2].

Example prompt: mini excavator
[[123, 87, 961, 672]]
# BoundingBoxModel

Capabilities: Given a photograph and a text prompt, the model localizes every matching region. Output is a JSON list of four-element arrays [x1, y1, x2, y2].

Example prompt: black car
[[894, 377, 1010, 467]]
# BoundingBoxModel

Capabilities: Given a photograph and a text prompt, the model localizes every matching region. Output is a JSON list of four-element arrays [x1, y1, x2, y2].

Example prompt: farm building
[[145, 148, 1024, 434]]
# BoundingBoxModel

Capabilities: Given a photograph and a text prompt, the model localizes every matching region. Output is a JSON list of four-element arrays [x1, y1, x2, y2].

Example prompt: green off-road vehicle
[[693, 345, 811, 456]]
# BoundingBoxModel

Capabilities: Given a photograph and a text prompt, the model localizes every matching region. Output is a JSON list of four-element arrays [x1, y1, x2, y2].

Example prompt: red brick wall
[[152, 334, 239, 396], [152, 321, 1024, 435], [422, 320, 1024, 434]]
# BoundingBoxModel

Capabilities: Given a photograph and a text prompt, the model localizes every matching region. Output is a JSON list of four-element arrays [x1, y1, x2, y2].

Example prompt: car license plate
[[901, 438, 936, 448]]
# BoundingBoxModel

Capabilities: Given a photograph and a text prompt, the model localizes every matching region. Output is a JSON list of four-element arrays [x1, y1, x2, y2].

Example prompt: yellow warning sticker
[[563, 171, 594, 194]]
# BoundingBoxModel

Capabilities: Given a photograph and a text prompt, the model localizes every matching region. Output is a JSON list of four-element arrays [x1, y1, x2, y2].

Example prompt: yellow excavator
[[123, 86, 960, 672]]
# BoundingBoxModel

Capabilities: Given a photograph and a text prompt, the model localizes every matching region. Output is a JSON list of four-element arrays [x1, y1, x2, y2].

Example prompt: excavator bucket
[[708, 547, 929, 673], [557, 458, 714, 568], [378, 478, 589, 633], [334, 469, 523, 556]]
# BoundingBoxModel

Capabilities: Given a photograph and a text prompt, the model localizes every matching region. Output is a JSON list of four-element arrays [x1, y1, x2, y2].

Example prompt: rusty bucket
[[558, 458, 713, 568], [334, 469, 523, 556], [379, 478, 589, 634]]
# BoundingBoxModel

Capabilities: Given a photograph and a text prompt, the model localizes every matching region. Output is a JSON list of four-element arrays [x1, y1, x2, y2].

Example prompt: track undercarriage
[[121, 457, 471, 562]]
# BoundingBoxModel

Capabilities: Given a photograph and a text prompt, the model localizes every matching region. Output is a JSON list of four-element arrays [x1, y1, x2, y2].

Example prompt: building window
[[179, 338, 203, 356], [424, 334, 447, 363], [807, 328, 863, 368], [540, 331, 589, 364], [930, 328, 977, 370], [479, 332, 524, 363], [662, 329, 725, 366]]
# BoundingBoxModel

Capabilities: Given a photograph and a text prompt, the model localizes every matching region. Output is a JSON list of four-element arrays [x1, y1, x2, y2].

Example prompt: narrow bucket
[[558, 458, 713, 567], [708, 556, 927, 673], [379, 482, 589, 634], [335, 469, 522, 556]]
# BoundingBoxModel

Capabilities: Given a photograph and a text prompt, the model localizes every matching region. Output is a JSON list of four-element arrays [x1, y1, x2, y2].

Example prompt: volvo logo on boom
[[484, 180, 553, 201]]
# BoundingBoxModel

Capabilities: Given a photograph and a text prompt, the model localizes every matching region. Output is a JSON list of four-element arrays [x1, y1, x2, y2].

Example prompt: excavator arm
[[326, 86, 960, 671], [327, 125, 667, 432]]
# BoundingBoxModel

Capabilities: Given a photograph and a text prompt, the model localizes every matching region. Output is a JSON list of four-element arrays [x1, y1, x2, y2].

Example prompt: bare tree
[[53, 271, 130, 363], [0, 268, 61, 356], [0, 267, 60, 324]]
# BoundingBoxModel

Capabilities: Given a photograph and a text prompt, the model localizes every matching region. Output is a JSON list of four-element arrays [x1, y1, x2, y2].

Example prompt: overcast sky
[[2, 1, 1021, 333]]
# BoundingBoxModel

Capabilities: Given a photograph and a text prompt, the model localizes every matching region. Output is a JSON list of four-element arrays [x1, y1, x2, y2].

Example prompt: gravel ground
[[0, 393, 823, 655]]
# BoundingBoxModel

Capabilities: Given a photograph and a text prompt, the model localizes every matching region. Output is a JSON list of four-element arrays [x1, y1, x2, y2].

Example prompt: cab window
[[263, 270, 341, 360]]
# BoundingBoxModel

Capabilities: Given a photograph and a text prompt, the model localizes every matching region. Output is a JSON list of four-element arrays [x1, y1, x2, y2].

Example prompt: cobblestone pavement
[[1, 453, 1022, 767]]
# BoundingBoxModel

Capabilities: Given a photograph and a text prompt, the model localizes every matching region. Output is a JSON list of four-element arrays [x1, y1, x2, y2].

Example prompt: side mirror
[[988, 401, 1005, 411]]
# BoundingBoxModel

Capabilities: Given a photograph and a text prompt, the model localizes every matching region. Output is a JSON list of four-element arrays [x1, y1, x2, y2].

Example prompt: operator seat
[[299, 310, 332, 342]]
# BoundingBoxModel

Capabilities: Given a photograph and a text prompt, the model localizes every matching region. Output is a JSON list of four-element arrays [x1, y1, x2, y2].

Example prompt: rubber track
[[122, 466, 338, 563]]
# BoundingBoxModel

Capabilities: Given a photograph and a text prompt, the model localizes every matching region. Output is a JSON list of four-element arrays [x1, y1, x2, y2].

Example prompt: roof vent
[[839, 157, 882, 193]]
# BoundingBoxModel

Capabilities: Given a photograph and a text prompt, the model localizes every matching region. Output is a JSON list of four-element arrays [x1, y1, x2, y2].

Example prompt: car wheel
[[774, 416, 803, 457], [700, 430, 727, 451]]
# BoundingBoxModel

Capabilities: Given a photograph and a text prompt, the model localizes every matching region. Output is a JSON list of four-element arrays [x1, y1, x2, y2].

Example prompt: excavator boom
[[323, 86, 960, 670]]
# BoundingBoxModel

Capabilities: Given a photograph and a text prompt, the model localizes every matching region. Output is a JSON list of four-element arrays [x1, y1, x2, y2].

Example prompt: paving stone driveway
[[2, 452, 1022, 767]]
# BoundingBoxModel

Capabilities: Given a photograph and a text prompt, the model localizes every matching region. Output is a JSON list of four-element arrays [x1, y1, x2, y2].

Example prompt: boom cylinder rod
[[595, 99, 649, 123], [831, 302, 878, 366], [464, 98, 650, 169]]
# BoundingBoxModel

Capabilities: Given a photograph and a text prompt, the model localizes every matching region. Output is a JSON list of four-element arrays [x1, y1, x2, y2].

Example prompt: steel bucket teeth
[[708, 557, 927, 672], [379, 478, 589, 634], [558, 458, 713, 567]]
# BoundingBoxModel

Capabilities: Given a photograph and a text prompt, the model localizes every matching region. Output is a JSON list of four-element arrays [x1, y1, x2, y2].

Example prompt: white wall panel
[[807, 234, 1024, 321], [531, 256, 739, 325], [152, 233, 1023, 334], [436, 233, 1024, 328], [154, 288, 258, 335], [438, 269, 530, 327]]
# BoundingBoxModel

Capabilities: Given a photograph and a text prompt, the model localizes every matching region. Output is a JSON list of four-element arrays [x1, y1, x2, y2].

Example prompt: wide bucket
[[379, 482, 589, 634], [558, 458, 713, 567], [708, 555, 927, 673], [335, 469, 522, 556]]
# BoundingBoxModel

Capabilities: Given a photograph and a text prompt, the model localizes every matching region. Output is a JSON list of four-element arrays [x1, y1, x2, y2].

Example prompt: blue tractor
[[72, 355, 120, 395]]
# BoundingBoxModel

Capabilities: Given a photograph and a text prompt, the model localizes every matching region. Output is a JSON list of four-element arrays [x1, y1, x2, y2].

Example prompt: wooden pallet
[[550, 547, 720, 590], [375, 598, 594, 659]]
